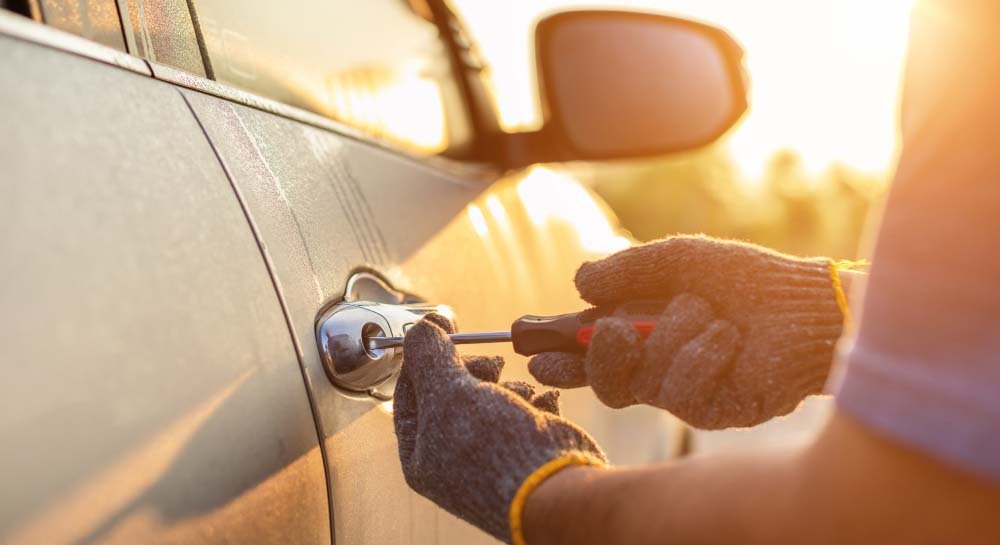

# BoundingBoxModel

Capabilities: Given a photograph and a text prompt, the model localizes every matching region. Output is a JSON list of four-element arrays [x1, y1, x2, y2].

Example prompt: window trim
[[0, 9, 149, 74], [426, 0, 505, 166], [149, 60, 501, 185], [0, 7, 501, 181]]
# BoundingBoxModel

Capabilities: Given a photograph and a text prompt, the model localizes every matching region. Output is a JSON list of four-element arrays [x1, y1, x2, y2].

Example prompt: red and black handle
[[510, 307, 662, 356]]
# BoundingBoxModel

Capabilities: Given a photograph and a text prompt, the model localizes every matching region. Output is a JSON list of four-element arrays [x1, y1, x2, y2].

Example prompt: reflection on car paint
[[3, 369, 328, 545], [517, 167, 631, 254]]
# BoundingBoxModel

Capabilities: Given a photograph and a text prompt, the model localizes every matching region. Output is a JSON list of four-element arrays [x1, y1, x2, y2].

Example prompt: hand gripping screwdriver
[[366, 300, 666, 356]]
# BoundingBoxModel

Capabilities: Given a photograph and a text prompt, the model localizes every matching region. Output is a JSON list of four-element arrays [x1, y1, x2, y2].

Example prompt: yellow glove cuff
[[509, 453, 605, 545], [829, 258, 870, 325], [829, 259, 851, 325]]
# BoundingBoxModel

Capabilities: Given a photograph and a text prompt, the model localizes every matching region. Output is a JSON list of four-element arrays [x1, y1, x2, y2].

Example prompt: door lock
[[316, 289, 451, 399]]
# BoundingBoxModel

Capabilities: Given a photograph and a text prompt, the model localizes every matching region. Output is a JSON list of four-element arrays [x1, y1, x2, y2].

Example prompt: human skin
[[523, 408, 1000, 545]]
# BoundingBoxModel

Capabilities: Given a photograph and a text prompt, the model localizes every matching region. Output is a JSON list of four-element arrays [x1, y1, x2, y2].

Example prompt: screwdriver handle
[[575, 321, 657, 347], [510, 311, 657, 356]]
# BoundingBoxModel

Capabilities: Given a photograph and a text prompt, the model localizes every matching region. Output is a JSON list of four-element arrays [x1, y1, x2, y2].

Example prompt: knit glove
[[529, 235, 847, 429], [394, 314, 607, 544]]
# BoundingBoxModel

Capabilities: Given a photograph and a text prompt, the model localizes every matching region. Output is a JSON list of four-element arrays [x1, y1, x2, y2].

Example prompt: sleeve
[[830, 0, 1000, 484]]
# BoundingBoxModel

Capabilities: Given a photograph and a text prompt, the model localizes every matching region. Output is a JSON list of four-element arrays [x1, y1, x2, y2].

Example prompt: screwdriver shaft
[[367, 331, 512, 351]]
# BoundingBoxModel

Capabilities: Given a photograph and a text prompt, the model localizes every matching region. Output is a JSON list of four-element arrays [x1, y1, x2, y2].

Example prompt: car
[[0, 1, 746, 544]]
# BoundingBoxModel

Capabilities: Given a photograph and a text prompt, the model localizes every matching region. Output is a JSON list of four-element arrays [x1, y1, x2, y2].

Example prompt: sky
[[453, 0, 915, 179]]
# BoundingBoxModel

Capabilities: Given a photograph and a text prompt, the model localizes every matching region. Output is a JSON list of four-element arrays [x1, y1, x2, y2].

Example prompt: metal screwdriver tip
[[367, 331, 512, 351]]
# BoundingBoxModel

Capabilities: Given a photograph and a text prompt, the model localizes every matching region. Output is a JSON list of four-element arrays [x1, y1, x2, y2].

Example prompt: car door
[[166, 2, 490, 541], [163, 1, 682, 544], [0, 1, 685, 544], [0, 8, 329, 545]]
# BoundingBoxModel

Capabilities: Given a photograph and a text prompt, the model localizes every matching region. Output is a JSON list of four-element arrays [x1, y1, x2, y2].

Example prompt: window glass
[[192, 0, 473, 156], [9, 0, 129, 52], [116, 0, 208, 77]]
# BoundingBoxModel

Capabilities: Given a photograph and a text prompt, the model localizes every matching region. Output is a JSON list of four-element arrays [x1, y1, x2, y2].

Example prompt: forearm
[[523, 444, 799, 545], [524, 409, 1000, 545]]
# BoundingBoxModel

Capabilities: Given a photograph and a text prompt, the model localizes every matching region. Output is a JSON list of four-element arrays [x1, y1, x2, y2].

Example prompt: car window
[[2, 0, 127, 52], [190, 0, 474, 157], [117, 0, 209, 77], [1, 0, 210, 76]]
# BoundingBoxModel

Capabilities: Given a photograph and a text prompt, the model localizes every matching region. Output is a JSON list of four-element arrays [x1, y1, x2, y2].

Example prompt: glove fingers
[[632, 293, 715, 403], [402, 316, 468, 396], [655, 319, 741, 428], [500, 380, 535, 402], [392, 372, 418, 465], [575, 238, 711, 306], [528, 352, 587, 388], [421, 312, 458, 334], [463, 355, 505, 383], [531, 389, 561, 415], [713, 384, 763, 429], [585, 317, 643, 409]]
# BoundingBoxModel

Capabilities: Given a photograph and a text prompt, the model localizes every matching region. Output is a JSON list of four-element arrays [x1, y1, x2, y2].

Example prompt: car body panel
[[0, 33, 328, 545], [181, 89, 461, 544], [184, 85, 682, 544], [0, 5, 684, 544]]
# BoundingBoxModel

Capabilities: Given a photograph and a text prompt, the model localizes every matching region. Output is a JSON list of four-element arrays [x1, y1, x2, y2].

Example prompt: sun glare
[[517, 167, 632, 253], [454, 0, 914, 179]]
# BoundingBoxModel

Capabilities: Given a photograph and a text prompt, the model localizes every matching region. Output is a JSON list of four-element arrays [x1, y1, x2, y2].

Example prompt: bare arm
[[524, 408, 1000, 545]]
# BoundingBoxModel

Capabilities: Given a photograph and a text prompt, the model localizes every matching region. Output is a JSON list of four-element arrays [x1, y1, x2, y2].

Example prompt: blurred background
[[450, 0, 916, 452], [454, 0, 914, 260]]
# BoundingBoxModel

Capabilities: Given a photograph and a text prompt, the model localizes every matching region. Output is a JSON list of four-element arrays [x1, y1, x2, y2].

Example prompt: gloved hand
[[394, 314, 607, 544], [529, 235, 848, 429]]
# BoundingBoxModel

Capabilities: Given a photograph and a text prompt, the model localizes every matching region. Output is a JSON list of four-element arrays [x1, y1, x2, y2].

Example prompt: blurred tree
[[590, 144, 744, 241], [587, 147, 887, 260]]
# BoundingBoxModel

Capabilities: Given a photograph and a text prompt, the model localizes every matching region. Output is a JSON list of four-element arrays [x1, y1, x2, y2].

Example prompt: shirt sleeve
[[830, 0, 1000, 483]]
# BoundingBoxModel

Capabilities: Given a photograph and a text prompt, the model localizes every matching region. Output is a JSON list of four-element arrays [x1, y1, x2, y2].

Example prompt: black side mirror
[[503, 10, 748, 167]]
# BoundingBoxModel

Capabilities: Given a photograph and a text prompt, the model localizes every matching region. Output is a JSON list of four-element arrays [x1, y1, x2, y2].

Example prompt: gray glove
[[529, 235, 846, 429], [394, 314, 606, 544]]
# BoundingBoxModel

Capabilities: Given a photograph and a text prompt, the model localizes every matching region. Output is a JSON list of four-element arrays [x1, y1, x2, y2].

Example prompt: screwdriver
[[367, 301, 665, 356]]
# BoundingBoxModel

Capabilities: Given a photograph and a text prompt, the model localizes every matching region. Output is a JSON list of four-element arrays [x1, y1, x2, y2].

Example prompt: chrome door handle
[[316, 300, 451, 399]]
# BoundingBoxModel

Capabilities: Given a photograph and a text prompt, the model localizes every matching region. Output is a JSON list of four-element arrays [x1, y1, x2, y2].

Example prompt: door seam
[[177, 88, 337, 545]]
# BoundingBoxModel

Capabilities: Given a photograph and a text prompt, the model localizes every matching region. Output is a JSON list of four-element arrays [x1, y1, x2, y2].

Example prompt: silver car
[[0, 1, 745, 543]]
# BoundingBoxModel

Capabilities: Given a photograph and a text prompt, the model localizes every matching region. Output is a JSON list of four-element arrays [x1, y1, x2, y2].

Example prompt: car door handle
[[316, 300, 451, 399]]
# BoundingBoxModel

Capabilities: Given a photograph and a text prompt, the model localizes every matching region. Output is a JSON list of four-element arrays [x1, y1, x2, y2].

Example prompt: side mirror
[[503, 10, 748, 167]]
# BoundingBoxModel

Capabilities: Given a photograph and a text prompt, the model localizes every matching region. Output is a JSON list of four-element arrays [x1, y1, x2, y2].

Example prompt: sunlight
[[327, 61, 449, 154], [467, 203, 490, 236], [485, 194, 508, 223], [5, 370, 255, 545], [725, 0, 914, 177], [453, 0, 914, 179], [517, 167, 632, 253]]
